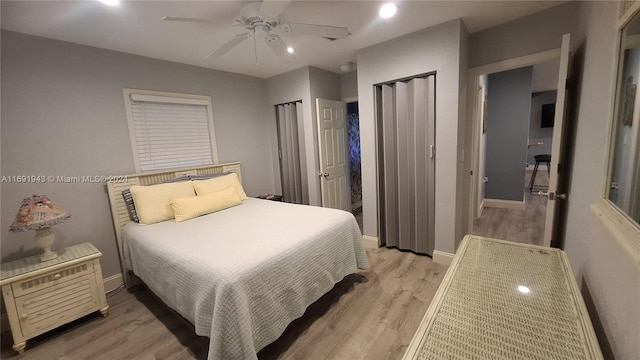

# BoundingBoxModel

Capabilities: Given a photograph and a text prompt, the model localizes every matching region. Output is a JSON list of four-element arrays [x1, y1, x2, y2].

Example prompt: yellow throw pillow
[[170, 187, 242, 222], [192, 173, 248, 200], [129, 181, 195, 224]]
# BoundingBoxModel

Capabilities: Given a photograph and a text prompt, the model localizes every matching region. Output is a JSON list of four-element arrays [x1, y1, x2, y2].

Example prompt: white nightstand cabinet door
[[15, 272, 101, 337]]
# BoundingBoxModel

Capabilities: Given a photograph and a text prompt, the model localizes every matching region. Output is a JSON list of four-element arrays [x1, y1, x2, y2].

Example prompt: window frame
[[122, 88, 219, 173], [596, 1, 640, 268]]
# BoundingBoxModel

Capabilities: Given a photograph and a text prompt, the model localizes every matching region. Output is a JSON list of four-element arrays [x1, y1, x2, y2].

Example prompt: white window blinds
[[124, 89, 218, 172]]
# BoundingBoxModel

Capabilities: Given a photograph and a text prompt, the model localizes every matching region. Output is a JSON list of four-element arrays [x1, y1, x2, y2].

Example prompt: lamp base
[[35, 228, 58, 262]]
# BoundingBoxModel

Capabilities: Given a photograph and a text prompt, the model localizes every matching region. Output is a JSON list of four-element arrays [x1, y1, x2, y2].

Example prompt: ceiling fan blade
[[265, 34, 288, 57], [162, 16, 211, 23], [259, 0, 291, 19], [285, 23, 350, 40], [205, 33, 250, 60]]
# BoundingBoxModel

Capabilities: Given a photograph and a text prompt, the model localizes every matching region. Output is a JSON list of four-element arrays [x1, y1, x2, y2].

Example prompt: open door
[[316, 98, 350, 211], [544, 33, 571, 247]]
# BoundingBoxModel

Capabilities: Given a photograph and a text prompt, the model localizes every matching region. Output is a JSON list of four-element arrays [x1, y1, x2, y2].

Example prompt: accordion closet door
[[376, 75, 435, 255]]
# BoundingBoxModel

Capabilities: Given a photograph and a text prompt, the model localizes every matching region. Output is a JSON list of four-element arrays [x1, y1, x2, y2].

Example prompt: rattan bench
[[403, 235, 603, 360]]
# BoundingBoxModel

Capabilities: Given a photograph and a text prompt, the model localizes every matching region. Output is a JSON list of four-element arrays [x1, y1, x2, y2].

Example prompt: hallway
[[472, 169, 548, 246]]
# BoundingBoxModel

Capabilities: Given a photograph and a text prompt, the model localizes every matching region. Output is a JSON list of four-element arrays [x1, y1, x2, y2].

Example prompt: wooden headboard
[[106, 162, 242, 285]]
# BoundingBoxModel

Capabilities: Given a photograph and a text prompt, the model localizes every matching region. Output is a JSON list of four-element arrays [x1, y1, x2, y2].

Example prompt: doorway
[[375, 75, 436, 255], [468, 34, 572, 248], [275, 101, 308, 204], [472, 61, 559, 246]]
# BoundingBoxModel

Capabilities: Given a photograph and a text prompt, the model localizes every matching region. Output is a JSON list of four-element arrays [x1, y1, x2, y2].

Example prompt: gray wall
[[566, 2, 640, 357], [473, 2, 639, 357], [1, 30, 276, 278], [485, 67, 532, 202], [265, 66, 341, 206], [357, 19, 466, 254], [265, 67, 311, 198], [527, 91, 556, 165], [340, 71, 358, 99], [470, 1, 579, 68]]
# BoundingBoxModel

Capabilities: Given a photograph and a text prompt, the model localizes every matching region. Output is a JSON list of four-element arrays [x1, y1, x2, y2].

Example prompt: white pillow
[[129, 181, 195, 224], [192, 173, 247, 200]]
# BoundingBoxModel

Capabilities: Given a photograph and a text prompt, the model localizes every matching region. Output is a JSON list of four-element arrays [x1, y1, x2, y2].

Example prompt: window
[[123, 89, 218, 172], [597, 3, 640, 265]]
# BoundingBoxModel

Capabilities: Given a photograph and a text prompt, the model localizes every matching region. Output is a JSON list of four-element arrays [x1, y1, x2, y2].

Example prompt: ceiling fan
[[163, 0, 350, 64]]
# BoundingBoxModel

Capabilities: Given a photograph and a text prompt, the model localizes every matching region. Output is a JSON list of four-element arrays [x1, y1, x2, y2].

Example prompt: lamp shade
[[9, 195, 71, 232]]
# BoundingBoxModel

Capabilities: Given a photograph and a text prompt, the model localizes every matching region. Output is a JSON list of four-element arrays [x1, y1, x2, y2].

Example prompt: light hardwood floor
[[472, 169, 548, 246], [1, 248, 447, 360]]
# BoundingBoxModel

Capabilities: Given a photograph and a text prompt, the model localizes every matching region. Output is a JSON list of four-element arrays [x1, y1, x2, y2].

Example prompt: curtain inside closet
[[376, 75, 436, 255], [276, 101, 308, 204]]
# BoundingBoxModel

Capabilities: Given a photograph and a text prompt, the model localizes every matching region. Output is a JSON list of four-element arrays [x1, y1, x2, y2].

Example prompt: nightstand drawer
[[11, 260, 95, 297], [15, 273, 100, 337]]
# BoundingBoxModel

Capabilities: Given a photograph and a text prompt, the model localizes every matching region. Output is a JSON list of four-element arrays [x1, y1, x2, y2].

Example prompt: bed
[[106, 162, 369, 359]]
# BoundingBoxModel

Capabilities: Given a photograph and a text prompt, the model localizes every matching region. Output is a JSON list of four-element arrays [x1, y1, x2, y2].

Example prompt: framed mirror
[[607, 8, 640, 226]]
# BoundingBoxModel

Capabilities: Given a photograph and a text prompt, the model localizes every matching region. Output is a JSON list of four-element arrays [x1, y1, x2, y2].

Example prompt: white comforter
[[122, 198, 368, 360]]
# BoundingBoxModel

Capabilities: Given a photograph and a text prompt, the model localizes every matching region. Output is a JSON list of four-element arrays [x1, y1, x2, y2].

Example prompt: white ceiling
[[1, 1, 565, 79]]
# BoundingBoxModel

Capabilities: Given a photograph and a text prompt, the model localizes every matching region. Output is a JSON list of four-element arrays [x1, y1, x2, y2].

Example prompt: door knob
[[323, 172, 329, 178], [548, 192, 567, 200]]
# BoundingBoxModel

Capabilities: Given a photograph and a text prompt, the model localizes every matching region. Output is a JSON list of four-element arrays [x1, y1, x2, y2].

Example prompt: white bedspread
[[121, 198, 368, 360]]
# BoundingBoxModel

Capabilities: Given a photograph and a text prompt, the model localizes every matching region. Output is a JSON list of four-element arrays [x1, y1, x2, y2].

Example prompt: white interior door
[[316, 98, 350, 210], [543, 33, 571, 247]]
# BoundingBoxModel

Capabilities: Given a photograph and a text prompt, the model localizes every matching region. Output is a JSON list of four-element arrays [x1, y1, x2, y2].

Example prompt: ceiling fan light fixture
[[379, 3, 397, 19], [340, 62, 355, 72], [98, 0, 119, 6]]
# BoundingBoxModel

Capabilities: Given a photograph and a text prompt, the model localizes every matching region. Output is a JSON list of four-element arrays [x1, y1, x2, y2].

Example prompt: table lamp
[[9, 195, 71, 261]]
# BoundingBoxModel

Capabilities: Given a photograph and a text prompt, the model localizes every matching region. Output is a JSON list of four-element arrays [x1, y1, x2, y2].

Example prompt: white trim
[[467, 49, 563, 233], [342, 96, 358, 103], [479, 200, 485, 217], [591, 201, 640, 268], [103, 273, 124, 293], [469, 48, 562, 77], [362, 235, 379, 249], [483, 198, 526, 210], [0, 274, 124, 333], [130, 93, 210, 106], [432, 250, 454, 266]]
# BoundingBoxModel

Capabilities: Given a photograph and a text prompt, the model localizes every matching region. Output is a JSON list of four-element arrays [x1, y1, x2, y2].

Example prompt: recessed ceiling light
[[379, 3, 397, 19], [517, 285, 530, 294], [287, 47, 295, 54], [98, 0, 120, 6]]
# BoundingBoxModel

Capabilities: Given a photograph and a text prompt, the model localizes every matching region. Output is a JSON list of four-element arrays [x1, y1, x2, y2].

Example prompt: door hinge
[[429, 145, 435, 159], [278, 150, 282, 159], [470, 170, 473, 176]]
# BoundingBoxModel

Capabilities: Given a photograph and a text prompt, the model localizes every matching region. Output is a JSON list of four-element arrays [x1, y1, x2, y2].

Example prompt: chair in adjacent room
[[529, 154, 551, 193]]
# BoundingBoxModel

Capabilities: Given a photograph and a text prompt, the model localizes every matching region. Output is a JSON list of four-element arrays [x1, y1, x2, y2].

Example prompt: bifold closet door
[[276, 102, 308, 204], [377, 76, 435, 255]]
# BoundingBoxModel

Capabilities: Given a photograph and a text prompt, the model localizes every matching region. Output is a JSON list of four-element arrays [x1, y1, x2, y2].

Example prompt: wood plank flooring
[[1, 248, 447, 360], [472, 169, 548, 246]]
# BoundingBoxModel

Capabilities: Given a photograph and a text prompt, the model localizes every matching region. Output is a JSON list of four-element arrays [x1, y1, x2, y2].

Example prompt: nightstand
[[0, 243, 109, 354]]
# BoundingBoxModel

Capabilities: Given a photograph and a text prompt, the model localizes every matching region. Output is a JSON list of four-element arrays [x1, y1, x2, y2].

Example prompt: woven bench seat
[[403, 235, 603, 360]]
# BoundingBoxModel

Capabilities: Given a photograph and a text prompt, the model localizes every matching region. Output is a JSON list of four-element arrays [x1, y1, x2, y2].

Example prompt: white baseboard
[[483, 198, 525, 210], [1, 273, 124, 333], [432, 250, 455, 266], [362, 235, 379, 249], [103, 273, 124, 293]]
